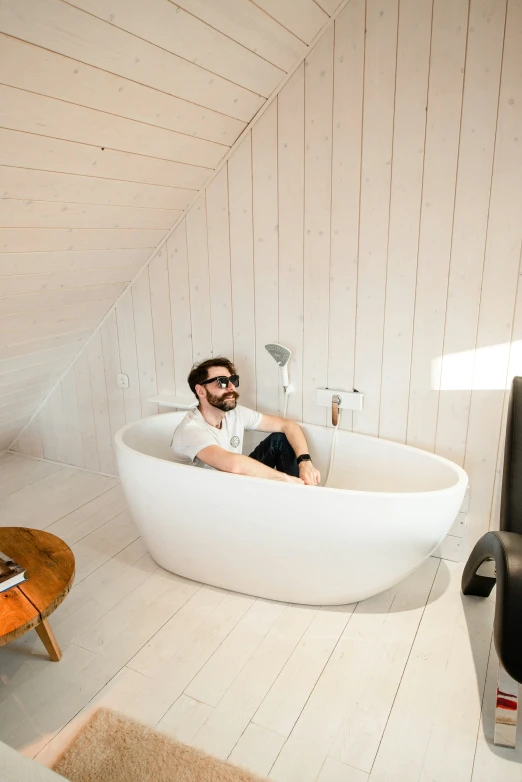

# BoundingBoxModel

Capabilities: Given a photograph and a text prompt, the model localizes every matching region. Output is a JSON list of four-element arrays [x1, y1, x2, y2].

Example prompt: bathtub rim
[[114, 413, 469, 500]]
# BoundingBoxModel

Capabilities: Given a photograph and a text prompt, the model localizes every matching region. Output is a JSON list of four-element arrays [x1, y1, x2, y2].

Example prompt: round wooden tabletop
[[0, 527, 75, 647]]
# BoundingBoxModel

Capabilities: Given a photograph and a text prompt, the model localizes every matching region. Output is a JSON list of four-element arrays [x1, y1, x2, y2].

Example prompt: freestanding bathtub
[[114, 412, 468, 605]]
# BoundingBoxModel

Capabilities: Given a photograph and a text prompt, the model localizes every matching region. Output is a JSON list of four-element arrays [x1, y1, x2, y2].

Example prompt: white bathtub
[[114, 412, 468, 605]]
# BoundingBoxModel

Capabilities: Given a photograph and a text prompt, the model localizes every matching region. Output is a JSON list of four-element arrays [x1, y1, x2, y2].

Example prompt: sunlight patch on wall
[[432, 341, 522, 391]]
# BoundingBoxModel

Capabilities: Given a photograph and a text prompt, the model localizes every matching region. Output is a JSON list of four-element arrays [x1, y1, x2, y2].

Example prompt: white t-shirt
[[170, 404, 263, 469]]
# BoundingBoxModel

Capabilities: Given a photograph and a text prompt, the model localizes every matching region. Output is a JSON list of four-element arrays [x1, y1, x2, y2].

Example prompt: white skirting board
[[433, 486, 470, 563]]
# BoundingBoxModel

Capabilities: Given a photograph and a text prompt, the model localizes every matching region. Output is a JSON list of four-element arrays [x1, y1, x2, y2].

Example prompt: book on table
[[0, 551, 26, 593]]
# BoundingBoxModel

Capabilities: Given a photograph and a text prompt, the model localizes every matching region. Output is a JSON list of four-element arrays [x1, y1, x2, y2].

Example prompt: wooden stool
[[0, 527, 75, 661]]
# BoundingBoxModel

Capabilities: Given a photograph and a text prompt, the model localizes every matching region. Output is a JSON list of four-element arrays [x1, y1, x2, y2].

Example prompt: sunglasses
[[200, 374, 240, 389]]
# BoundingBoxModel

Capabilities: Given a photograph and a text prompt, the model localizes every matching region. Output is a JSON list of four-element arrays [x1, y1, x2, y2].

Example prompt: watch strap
[[296, 453, 312, 466]]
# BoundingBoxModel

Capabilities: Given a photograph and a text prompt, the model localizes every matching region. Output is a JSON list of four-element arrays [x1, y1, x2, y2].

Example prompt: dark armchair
[[462, 376, 522, 748]]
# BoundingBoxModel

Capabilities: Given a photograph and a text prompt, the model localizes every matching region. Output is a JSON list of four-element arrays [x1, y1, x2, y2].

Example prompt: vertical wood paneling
[[278, 65, 305, 422], [35, 408, 55, 461], [87, 330, 115, 474], [186, 197, 213, 364], [378, 0, 432, 443], [30, 413, 50, 461], [10, 419, 43, 458], [149, 246, 176, 394], [302, 26, 334, 426], [73, 348, 100, 471], [488, 279, 521, 540], [0, 425, 27, 453], [132, 270, 159, 419], [42, 384, 68, 463], [464, 0, 522, 548], [435, 0, 507, 464], [352, 0, 398, 436], [406, 0, 469, 451], [101, 309, 126, 450], [328, 0, 365, 431], [228, 136, 257, 409], [115, 291, 142, 425], [167, 222, 193, 398], [61, 368, 84, 468], [206, 167, 234, 359], [252, 100, 279, 415], [491, 257, 522, 532]]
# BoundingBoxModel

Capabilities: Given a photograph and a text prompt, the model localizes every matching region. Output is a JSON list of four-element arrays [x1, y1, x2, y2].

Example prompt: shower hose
[[283, 392, 341, 488], [325, 408, 341, 488]]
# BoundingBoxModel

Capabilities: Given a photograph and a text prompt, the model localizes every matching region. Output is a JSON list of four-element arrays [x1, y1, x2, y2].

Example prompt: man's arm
[[196, 445, 304, 484], [256, 415, 321, 486]]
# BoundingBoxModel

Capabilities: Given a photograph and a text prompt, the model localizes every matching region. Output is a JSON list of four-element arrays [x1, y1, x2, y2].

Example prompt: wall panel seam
[[431, 0, 472, 449]]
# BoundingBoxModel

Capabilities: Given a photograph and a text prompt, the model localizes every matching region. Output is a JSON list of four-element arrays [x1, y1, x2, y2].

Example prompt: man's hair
[[188, 357, 237, 398]]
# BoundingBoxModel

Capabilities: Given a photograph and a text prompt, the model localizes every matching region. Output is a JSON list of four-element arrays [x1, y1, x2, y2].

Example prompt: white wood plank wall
[[10, 0, 522, 555], [0, 0, 338, 447]]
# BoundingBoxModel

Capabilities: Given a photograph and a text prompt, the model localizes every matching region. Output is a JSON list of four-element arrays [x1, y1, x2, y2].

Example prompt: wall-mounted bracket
[[148, 394, 197, 410], [316, 388, 364, 411]]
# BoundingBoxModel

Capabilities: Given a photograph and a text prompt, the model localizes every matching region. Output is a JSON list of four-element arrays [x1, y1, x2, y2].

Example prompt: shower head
[[265, 343, 292, 389], [265, 343, 291, 368]]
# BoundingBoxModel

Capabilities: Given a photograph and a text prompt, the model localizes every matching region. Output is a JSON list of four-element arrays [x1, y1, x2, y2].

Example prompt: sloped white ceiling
[[0, 0, 343, 450]]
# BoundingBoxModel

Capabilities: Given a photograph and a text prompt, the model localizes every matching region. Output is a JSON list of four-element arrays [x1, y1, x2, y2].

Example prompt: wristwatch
[[296, 453, 312, 466]]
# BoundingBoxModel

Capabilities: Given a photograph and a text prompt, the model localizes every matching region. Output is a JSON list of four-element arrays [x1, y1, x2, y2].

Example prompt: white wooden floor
[[0, 452, 521, 782]]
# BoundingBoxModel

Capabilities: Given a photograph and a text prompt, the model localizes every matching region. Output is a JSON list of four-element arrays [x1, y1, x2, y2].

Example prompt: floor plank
[[191, 603, 328, 759], [48, 539, 155, 652], [127, 584, 233, 678], [368, 562, 493, 782], [156, 695, 213, 745], [270, 561, 438, 782], [318, 759, 369, 782], [0, 643, 94, 743], [44, 485, 127, 544], [0, 454, 62, 499], [329, 559, 439, 772], [71, 510, 140, 583], [0, 468, 117, 529], [228, 723, 286, 778], [185, 599, 292, 707], [253, 606, 354, 737]]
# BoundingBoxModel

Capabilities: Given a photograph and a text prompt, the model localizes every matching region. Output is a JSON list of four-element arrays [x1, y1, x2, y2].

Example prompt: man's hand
[[280, 474, 305, 485], [298, 461, 321, 486]]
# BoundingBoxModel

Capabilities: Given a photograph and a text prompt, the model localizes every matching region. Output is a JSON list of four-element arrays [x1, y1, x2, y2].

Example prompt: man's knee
[[263, 432, 293, 452], [265, 432, 286, 444]]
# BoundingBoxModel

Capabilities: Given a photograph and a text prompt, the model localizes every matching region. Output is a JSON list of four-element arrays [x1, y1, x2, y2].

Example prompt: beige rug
[[52, 708, 268, 782]]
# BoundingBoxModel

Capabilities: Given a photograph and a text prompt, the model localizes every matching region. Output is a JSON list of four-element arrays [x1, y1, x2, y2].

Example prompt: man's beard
[[206, 389, 239, 412]]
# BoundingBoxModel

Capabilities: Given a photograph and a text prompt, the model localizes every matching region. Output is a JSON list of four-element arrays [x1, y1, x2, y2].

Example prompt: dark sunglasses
[[200, 374, 240, 389]]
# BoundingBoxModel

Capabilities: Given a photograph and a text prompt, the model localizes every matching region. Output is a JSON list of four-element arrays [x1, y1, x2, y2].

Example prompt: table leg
[[35, 619, 62, 662]]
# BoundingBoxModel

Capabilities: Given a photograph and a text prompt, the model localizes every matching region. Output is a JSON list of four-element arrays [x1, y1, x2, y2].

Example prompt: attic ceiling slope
[[0, 0, 344, 451]]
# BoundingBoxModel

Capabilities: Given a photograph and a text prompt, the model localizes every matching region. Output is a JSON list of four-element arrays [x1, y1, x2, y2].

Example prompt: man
[[171, 357, 321, 486]]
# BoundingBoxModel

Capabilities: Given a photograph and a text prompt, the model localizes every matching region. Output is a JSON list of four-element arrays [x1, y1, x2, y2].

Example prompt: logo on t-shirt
[[230, 435, 240, 448]]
